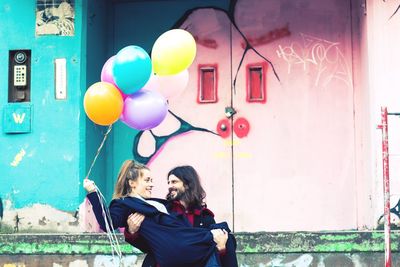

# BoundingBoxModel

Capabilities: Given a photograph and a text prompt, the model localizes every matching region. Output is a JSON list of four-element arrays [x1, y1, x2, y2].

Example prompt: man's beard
[[167, 188, 186, 201]]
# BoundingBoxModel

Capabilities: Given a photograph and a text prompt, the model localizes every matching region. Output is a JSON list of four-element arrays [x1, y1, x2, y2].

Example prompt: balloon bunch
[[84, 29, 196, 130]]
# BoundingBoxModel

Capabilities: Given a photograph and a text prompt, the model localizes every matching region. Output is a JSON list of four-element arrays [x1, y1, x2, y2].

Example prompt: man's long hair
[[167, 165, 206, 209]]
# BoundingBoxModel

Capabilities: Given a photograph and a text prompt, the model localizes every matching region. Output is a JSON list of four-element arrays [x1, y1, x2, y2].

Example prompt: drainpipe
[[377, 106, 391, 267]]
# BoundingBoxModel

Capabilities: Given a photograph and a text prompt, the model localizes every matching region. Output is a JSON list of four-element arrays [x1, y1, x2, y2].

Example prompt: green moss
[[0, 241, 137, 254], [319, 234, 358, 241], [1, 231, 399, 254]]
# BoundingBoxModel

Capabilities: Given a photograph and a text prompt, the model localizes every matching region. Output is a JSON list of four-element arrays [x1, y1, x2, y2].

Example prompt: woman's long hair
[[167, 165, 206, 209], [113, 160, 149, 199]]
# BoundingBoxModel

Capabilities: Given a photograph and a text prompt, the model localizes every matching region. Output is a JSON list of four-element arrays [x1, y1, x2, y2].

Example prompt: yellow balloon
[[83, 82, 123, 126], [152, 29, 196, 76]]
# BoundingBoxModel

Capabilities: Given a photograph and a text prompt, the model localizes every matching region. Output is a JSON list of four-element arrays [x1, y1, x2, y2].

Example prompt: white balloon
[[143, 69, 189, 100], [142, 72, 160, 92]]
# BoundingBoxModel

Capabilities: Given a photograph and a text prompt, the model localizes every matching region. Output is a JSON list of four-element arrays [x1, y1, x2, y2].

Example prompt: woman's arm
[[85, 191, 129, 232]]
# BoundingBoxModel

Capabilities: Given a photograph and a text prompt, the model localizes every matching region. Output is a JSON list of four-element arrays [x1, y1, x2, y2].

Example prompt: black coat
[[87, 193, 238, 267], [126, 200, 224, 267]]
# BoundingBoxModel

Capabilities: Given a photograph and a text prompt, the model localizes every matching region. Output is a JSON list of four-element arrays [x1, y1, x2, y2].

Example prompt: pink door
[[230, 0, 356, 231]]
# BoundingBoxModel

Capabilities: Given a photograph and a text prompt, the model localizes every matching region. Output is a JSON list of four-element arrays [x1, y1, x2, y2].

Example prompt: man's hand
[[211, 229, 228, 252], [83, 178, 96, 193], [127, 213, 145, 234]]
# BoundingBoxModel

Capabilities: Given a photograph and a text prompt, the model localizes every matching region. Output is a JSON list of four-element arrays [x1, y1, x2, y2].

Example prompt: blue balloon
[[112, 45, 152, 95]]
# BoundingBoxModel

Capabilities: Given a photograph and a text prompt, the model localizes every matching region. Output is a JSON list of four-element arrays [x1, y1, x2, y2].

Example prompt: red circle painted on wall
[[217, 118, 231, 138], [233, 117, 250, 138]]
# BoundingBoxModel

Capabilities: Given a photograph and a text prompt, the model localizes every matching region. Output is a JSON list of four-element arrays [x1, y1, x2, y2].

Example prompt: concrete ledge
[[0, 231, 399, 255]]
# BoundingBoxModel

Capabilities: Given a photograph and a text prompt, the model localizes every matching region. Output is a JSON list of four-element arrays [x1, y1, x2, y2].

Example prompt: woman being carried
[[84, 160, 237, 267]]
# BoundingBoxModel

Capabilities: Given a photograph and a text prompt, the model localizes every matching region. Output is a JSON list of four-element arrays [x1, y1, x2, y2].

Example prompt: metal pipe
[[377, 106, 391, 267]]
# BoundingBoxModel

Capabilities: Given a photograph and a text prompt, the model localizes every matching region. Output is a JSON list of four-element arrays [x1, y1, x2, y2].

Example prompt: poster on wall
[[36, 0, 75, 36]]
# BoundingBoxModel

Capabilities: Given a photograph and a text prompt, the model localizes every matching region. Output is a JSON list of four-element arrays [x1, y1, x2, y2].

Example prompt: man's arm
[[211, 229, 228, 255], [123, 213, 151, 253], [199, 208, 227, 254]]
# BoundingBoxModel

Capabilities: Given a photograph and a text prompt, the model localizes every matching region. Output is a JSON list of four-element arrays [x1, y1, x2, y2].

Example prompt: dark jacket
[[87, 193, 237, 267], [125, 200, 219, 267]]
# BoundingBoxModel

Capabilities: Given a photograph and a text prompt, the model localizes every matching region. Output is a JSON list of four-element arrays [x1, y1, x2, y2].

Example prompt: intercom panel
[[8, 50, 31, 102]]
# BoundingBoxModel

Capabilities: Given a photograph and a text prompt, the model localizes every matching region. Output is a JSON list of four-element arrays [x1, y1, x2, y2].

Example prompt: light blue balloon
[[112, 45, 152, 95]]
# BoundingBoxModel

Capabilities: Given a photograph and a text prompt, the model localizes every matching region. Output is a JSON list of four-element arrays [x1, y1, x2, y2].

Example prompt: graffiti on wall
[[132, 111, 217, 165], [276, 33, 352, 88], [132, 0, 285, 164]]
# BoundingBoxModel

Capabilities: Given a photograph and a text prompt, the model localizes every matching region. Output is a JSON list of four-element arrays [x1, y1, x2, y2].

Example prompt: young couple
[[84, 160, 238, 267]]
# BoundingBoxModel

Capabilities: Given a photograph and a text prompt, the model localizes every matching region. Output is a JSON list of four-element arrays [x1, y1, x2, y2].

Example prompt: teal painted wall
[[0, 0, 86, 211], [85, 0, 112, 200], [0, 0, 230, 210]]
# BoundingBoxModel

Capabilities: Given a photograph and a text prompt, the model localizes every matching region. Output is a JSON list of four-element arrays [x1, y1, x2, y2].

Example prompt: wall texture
[[0, 0, 87, 232], [1, 231, 400, 266]]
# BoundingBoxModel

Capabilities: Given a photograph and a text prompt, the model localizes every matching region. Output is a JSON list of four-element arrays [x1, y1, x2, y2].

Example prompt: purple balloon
[[121, 90, 168, 130]]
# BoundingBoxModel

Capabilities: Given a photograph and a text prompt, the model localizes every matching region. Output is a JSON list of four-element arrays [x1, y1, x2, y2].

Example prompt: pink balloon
[[144, 69, 189, 100], [101, 56, 116, 84], [101, 56, 127, 99], [121, 90, 168, 130]]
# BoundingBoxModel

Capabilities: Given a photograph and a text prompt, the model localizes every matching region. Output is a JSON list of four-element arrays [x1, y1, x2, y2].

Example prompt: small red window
[[246, 63, 267, 103], [198, 64, 218, 103]]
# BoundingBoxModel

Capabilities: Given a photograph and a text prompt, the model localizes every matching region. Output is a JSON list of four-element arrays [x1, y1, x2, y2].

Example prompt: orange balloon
[[84, 82, 124, 126]]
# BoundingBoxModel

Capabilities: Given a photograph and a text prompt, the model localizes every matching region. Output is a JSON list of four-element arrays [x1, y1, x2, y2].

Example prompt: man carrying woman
[[124, 165, 235, 266], [84, 160, 238, 267]]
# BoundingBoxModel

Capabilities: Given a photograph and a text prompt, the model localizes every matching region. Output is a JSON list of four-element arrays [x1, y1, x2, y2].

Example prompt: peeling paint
[[2, 253, 400, 267], [68, 260, 89, 267], [63, 154, 74, 162], [94, 255, 138, 267], [10, 148, 26, 167], [2, 203, 82, 233], [267, 254, 313, 267]]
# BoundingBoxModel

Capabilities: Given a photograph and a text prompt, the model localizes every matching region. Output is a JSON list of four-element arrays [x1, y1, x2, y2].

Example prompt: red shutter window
[[246, 63, 267, 103], [198, 64, 218, 103]]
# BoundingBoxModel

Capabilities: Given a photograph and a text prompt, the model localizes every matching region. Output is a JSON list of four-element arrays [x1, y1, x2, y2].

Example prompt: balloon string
[[85, 125, 113, 180], [95, 186, 123, 265], [84, 124, 123, 265]]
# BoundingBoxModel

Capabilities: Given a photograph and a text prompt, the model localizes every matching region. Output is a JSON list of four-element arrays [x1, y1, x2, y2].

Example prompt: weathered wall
[[84, 0, 112, 198], [1, 231, 400, 266], [0, 0, 86, 232], [0, 0, 399, 243], [109, 0, 364, 232], [365, 0, 400, 227], [2, 253, 399, 267]]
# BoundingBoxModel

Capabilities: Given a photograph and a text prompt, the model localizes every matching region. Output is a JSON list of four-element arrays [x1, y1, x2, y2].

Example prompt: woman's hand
[[211, 229, 228, 251], [83, 178, 97, 193], [127, 212, 145, 234]]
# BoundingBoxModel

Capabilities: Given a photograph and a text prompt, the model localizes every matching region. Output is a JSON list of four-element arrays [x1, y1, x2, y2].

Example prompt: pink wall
[[366, 0, 400, 228], [144, 0, 359, 232], [126, 0, 400, 232]]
